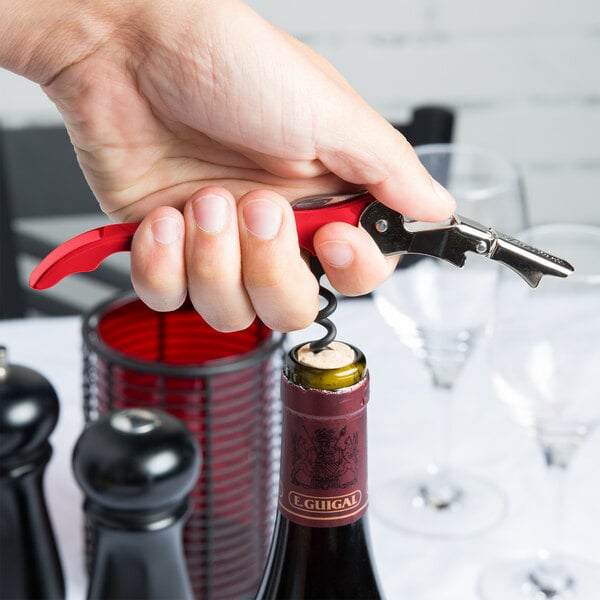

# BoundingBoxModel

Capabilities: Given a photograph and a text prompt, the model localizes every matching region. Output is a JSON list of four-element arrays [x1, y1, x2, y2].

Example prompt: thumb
[[315, 100, 456, 222]]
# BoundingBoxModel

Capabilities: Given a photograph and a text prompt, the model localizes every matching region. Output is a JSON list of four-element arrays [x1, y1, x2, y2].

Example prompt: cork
[[296, 341, 356, 370]]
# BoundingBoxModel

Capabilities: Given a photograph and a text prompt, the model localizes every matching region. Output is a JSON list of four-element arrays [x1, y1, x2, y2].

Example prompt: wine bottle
[[256, 340, 383, 599]]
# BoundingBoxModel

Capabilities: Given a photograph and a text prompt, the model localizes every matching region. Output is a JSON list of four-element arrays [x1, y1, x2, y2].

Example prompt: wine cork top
[[296, 341, 356, 370]]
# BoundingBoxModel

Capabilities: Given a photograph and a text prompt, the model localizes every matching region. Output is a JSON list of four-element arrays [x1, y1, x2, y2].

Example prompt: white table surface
[[1, 296, 599, 600]]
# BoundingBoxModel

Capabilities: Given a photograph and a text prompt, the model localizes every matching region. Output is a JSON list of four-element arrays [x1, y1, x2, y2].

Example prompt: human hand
[[35, 0, 455, 332]]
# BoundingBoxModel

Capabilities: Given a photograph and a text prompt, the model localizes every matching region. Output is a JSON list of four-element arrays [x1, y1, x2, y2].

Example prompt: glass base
[[479, 554, 600, 600], [371, 468, 507, 538]]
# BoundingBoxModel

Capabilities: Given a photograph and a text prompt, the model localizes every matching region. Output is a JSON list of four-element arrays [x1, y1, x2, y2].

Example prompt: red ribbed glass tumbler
[[82, 294, 284, 600]]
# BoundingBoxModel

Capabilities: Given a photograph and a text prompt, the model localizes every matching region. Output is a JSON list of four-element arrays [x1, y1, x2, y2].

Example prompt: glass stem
[[420, 356, 465, 508], [543, 462, 567, 561], [528, 436, 578, 594], [427, 354, 463, 475], [430, 379, 453, 474], [538, 430, 580, 559]]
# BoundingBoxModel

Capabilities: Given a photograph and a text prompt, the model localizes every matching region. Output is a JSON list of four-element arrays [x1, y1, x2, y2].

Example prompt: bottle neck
[[278, 368, 369, 528]]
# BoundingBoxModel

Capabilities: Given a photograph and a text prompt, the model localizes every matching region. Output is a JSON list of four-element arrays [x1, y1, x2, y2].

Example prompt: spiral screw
[[308, 257, 338, 353]]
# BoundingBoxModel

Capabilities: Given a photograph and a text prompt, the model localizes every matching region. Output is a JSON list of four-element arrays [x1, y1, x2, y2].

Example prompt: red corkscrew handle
[[29, 222, 140, 290], [29, 193, 374, 290]]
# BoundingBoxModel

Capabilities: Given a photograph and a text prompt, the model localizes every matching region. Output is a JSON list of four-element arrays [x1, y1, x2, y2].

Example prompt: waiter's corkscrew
[[28, 191, 574, 344]]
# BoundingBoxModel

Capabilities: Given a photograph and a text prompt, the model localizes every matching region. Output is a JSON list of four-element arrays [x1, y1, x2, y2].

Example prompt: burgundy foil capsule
[[278, 368, 369, 528]]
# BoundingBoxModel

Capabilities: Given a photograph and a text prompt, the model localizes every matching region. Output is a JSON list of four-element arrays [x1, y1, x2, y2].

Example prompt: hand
[[37, 0, 455, 332]]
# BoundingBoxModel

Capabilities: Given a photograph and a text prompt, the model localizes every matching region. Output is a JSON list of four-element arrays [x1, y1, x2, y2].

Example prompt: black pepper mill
[[72, 408, 200, 600], [0, 345, 65, 600]]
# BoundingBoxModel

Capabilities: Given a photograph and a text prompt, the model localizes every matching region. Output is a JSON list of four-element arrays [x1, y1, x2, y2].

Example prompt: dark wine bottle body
[[258, 512, 381, 599]]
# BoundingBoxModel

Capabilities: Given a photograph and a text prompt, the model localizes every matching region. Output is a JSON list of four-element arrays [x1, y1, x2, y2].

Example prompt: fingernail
[[318, 241, 354, 268], [243, 200, 282, 240], [432, 179, 457, 211], [151, 217, 182, 245], [193, 194, 229, 233]]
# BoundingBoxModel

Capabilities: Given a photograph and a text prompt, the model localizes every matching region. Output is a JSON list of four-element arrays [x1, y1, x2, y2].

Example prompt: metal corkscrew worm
[[308, 256, 338, 353]]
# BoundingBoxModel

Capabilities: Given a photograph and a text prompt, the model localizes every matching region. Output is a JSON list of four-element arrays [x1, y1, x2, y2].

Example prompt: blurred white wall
[[2, 0, 599, 225]]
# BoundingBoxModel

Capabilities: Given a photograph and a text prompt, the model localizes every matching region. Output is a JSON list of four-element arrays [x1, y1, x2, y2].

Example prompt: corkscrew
[[29, 191, 574, 347], [308, 256, 338, 353]]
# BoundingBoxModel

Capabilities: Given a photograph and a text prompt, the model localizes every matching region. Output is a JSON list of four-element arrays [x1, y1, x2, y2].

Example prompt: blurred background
[[1, 0, 599, 317], [246, 0, 600, 226]]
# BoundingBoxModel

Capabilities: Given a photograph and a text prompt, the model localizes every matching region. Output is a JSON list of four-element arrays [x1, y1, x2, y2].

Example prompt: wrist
[[0, 0, 135, 84]]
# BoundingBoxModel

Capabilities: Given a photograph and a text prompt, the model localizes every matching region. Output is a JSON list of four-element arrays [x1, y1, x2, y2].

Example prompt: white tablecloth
[[2, 297, 599, 599]]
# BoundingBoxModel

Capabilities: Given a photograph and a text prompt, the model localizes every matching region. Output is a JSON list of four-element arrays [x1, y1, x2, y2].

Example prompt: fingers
[[130, 206, 187, 312], [184, 187, 255, 332], [131, 188, 319, 333], [313, 222, 399, 296], [238, 190, 319, 332], [185, 186, 318, 332]]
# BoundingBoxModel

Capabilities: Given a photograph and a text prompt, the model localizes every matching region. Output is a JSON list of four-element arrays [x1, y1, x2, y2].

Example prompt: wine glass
[[372, 144, 528, 537], [479, 224, 600, 599]]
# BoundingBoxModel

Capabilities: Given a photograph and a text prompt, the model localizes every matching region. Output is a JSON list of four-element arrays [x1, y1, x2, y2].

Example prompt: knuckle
[[204, 312, 256, 333], [131, 266, 172, 294], [261, 302, 318, 333], [189, 290, 255, 333], [243, 262, 285, 290], [137, 290, 186, 313], [188, 258, 228, 284], [139, 270, 183, 294]]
